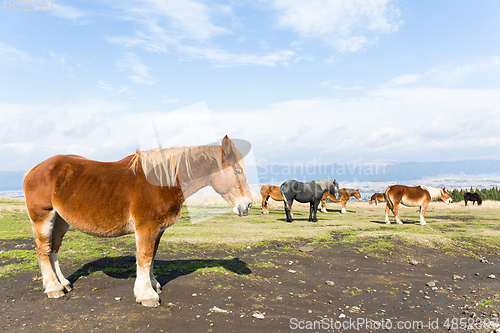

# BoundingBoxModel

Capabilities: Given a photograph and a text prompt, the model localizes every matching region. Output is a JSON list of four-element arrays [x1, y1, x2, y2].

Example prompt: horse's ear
[[222, 135, 232, 156]]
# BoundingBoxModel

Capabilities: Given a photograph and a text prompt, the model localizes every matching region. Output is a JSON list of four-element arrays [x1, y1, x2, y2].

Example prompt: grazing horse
[[464, 192, 482, 206], [260, 185, 287, 215], [320, 188, 362, 214], [369, 193, 386, 206], [280, 180, 340, 223], [23, 136, 252, 307], [384, 185, 452, 225]]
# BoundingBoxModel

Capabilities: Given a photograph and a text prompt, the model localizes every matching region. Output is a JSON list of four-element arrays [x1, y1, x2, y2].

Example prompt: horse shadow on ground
[[370, 219, 422, 225], [67, 256, 251, 287]]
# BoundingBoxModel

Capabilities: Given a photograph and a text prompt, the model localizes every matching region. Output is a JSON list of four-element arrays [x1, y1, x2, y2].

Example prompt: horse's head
[[354, 189, 362, 201], [440, 186, 452, 204], [329, 180, 341, 200], [209, 136, 253, 216]]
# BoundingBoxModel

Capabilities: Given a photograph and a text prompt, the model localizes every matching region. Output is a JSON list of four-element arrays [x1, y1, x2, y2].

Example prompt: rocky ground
[[1, 237, 500, 333]]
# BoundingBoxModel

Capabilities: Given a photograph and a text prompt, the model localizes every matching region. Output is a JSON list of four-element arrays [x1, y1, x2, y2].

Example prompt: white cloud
[[383, 74, 422, 87], [116, 53, 156, 85], [211, 87, 500, 163], [269, 0, 402, 53], [0, 43, 42, 63], [105, 1, 302, 67], [51, 4, 89, 23]]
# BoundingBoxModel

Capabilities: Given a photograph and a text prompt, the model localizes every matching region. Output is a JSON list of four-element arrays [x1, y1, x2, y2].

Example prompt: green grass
[[2, 199, 500, 277]]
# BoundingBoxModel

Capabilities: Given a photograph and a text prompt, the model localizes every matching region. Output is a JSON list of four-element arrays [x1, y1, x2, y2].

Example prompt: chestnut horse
[[369, 193, 386, 205], [260, 185, 287, 215], [384, 185, 452, 225], [320, 188, 362, 214], [23, 136, 252, 307]]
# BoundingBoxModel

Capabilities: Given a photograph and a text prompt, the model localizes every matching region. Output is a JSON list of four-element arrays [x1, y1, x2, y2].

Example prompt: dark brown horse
[[384, 185, 451, 225], [320, 188, 362, 213], [23, 136, 252, 307], [260, 185, 286, 215], [369, 193, 386, 205], [464, 192, 482, 206]]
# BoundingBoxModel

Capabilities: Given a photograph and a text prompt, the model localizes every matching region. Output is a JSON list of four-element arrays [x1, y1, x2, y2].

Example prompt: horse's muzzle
[[233, 198, 252, 217]]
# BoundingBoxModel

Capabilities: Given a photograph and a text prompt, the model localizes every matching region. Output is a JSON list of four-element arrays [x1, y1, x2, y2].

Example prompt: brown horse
[[369, 193, 386, 205], [320, 188, 362, 214], [260, 185, 287, 215], [384, 185, 452, 225], [23, 136, 252, 307]]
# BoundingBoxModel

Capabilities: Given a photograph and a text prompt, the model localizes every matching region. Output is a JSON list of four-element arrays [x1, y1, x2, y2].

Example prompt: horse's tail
[[384, 187, 394, 211], [280, 185, 291, 211]]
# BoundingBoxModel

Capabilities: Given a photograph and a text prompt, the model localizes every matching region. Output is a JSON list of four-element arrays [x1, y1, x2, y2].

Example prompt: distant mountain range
[[256, 159, 500, 184], [2, 160, 500, 197], [0, 171, 25, 191]]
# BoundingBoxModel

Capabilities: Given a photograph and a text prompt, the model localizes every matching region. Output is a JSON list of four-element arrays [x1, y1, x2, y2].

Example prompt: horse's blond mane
[[129, 143, 245, 187], [129, 145, 223, 187], [419, 185, 443, 200]]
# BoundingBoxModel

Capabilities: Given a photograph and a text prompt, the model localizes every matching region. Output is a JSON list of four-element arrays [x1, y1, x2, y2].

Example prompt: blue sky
[[1, 0, 500, 171]]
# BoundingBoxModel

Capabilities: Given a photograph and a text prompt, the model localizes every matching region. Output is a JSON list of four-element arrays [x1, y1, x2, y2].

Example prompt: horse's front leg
[[134, 227, 162, 307], [341, 200, 347, 214]]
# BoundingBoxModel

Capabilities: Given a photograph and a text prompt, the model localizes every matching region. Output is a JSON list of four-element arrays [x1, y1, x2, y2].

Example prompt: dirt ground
[[1, 235, 500, 333]]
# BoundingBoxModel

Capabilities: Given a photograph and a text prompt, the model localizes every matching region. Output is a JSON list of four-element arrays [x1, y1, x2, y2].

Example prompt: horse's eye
[[234, 169, 242, 175]]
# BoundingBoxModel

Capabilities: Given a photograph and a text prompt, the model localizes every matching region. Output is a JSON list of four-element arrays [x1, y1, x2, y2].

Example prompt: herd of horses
[[261, 183, 454, 226], [20, 136, 483, 307]]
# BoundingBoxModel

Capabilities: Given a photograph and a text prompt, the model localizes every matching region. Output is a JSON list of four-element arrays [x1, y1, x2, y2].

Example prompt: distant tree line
[[449, 186, 500, 202]]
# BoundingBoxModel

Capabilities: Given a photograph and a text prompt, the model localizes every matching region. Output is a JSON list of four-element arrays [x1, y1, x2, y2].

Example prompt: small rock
[[424, 296, 431, 299], [489, 274, 496, 279], [339, 313, 346, 319], [409, 259, 419, 265], [308, 310, 312, 314], [192, 293, 197, 297], [325, 281, 335, 286], [288, 269, 297, 274], [480, 258, 489, 263], [453, 274, 463, 280], [427, 281, 436, 287], [211, 306, 228, 313], [253, 313, 265, 320], [115, 297, 121, 301], [299, 246, 314, 252]]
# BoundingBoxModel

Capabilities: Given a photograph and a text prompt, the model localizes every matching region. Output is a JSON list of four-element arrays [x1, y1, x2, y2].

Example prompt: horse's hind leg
[[149, 229, 166, 294], [262, 194, 269, 214], [50, 213, 71, 291], [320, 196, 328, 213], [30, 209, 67, 298], [419, 203, 429, 225]]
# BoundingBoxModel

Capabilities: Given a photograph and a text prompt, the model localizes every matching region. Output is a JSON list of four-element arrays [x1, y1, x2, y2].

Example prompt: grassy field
[[1, 197, 500, 278]]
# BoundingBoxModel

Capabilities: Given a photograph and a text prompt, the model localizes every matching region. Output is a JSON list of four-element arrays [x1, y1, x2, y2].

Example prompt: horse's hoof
[[385, 221, 390, 224], [398, 222, 403, 225], [64, 285, 72, 292], [286, 220, 293, 223], [47, 290, 65, 298], [141, 300, 160, 307]]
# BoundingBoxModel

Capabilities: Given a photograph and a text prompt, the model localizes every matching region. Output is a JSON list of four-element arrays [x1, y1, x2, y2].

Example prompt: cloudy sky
[[1, 0, 500, 171]]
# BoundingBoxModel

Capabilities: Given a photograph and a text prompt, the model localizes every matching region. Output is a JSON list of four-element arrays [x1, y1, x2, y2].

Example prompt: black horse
[[464, 192, 482, 206], [279, 179, 340, 222]]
